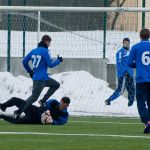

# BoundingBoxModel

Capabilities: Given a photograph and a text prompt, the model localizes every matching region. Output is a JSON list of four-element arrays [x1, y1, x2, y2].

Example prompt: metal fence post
[[37, 11, 41, 43], [23, 0, 26, 57], [103, 0, 107, 59], [7, 0, 11, 72], [142, 0, 146, 29]]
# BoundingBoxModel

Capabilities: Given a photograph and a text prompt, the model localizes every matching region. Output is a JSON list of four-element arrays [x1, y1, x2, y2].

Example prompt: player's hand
[[41, 111, 53, 124], [41, 116, 53, 124], [46, 116, 53, 124], [57, 55, 63, 62], [29, 71, 34, 78], [45, 110, 51, 116], [125, 72, 129, 77]]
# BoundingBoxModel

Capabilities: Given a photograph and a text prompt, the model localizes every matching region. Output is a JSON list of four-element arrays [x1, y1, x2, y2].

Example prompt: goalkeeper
[[14, 35, 63, 119], [105, 38, 135, 106], [0, 96, 70, 125]]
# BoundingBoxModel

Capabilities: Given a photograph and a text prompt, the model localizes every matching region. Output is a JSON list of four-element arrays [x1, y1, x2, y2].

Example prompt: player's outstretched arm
[[42, 50, 62, 68]]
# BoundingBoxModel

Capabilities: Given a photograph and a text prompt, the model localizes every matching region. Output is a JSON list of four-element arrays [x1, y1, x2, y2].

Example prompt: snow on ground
[[0, 71, 139, 117]]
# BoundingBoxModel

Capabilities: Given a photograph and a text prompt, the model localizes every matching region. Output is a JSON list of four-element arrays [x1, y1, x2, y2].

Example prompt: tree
[[108, 0, 127, 30]]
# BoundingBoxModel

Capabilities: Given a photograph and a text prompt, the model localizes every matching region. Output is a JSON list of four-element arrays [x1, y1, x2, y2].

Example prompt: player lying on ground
[[105, 38, 135, 107], [0, 96, 70, 125]]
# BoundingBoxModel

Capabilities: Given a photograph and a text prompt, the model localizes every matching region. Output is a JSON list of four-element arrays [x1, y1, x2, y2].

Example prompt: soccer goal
[[0, 6, 149, 117]]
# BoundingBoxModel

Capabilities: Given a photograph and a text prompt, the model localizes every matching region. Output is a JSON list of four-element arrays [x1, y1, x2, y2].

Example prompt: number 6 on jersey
[[142, 51, 150, 65]]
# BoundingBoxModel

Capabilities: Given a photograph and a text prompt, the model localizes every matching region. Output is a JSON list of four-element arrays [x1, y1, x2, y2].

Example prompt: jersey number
[[32, 55, 41, 68], [142, 51, 150, 65]]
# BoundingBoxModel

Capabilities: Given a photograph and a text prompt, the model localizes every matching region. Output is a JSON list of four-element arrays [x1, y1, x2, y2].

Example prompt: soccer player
[[14, 35, 63, 118], [105, 38, 135, 106], [127, 28, 150, 133], [0, 96, 70, 125]]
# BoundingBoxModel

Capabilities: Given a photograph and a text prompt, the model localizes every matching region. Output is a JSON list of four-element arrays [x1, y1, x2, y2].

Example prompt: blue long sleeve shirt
[[127, 40, 150, 83], [116, 47, 133, 77], [22, 44, 61, 80], [46, 99, 69, 125]]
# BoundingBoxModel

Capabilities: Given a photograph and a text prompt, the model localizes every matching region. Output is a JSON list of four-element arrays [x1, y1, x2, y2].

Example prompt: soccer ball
[[41, 111, 53, 124]]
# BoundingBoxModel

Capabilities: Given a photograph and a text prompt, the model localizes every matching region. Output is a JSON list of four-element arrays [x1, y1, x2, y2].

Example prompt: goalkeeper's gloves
[[41, 115, 53, 124], [29, 71, 34, 78], [45, 116, 53, 124], [41, 110, 53, 124], [57, 55, 63, 62]]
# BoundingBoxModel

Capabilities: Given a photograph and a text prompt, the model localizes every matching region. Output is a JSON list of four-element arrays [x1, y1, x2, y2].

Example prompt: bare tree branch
[[111, 0, 126, 30], [111, 12, 120, 30], [120, 0, 126, 7], [108, 0, 116, 6]]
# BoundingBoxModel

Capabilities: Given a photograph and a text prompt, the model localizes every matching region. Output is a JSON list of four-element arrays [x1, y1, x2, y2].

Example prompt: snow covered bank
[[0, 71, 138, 117]]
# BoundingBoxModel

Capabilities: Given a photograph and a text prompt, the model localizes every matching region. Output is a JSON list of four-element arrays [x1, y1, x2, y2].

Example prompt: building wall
[[0, 57, 117, 89], [0, 57, 107, 78], [108, 0, 150, 32]]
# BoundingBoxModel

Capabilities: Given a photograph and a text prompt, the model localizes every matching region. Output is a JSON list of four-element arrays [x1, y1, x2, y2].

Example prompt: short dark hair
[[61, 97, 70, 104], [123, 38, 130, 43], [41, 35, 52, 43], [140, 28, 150, 40]]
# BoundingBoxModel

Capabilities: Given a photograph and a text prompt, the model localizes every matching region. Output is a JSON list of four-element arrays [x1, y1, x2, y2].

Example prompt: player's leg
[[125, 75, 135, 106], [105, 77, 125, 105], [15, 80, 45, 116], [39, 78, 60, 106], [18, 105, 42, 124], [0, 114, 32, 124], [26, 105, 43, 124], [145, 83, 150, 133], [136, 83, 149, 133], [0, 97, 26, 112], [2, 105, 42, 124], [147, 83, 150, 119]]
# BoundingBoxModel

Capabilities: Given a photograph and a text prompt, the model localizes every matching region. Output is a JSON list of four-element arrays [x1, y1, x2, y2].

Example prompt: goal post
[[0, 6, 150, 12]]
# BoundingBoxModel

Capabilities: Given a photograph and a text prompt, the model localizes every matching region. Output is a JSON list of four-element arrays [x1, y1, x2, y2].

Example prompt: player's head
[[41, 35, 52, 47], [59, 97, 70, 110], [123, 38, 130, 50], [140, 28, 150, 40]]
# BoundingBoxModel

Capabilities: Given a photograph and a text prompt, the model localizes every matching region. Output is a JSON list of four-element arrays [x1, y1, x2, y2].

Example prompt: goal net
[[0, 6, 149, 117]]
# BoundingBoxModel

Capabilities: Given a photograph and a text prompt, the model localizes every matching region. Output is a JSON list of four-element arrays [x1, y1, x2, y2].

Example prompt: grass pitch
[[0, 117, 150, 150]]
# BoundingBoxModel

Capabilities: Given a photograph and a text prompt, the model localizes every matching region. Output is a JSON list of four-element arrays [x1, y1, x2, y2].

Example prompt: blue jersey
[[22, 43, 61, 80], [46, 99, 69, 125], [127, 40, 150, 83], [116, 47, 133, 77]]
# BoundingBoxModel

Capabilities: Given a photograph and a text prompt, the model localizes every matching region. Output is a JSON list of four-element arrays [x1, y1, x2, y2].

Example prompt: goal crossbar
[[0, 6, 150, 12]]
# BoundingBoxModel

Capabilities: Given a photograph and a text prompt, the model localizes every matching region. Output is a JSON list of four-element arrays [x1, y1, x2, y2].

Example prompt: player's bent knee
[[55, 82, 60, 89]]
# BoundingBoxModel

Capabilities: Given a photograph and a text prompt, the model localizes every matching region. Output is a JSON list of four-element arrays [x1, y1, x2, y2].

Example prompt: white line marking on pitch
[[0, 132, 149, 139], [69, 120, 141, 125]]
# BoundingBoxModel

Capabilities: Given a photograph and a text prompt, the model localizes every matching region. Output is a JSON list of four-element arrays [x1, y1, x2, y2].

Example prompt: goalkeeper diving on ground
[[105, 38, 135, 107], [0, 96, 70, 125]]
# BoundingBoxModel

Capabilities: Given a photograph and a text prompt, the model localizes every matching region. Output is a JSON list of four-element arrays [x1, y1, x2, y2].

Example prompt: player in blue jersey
[[127, 28, 150, 133], [0, 97, 70, 125], [14, 35, 63, 118], [105, 38, 135, 107]]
